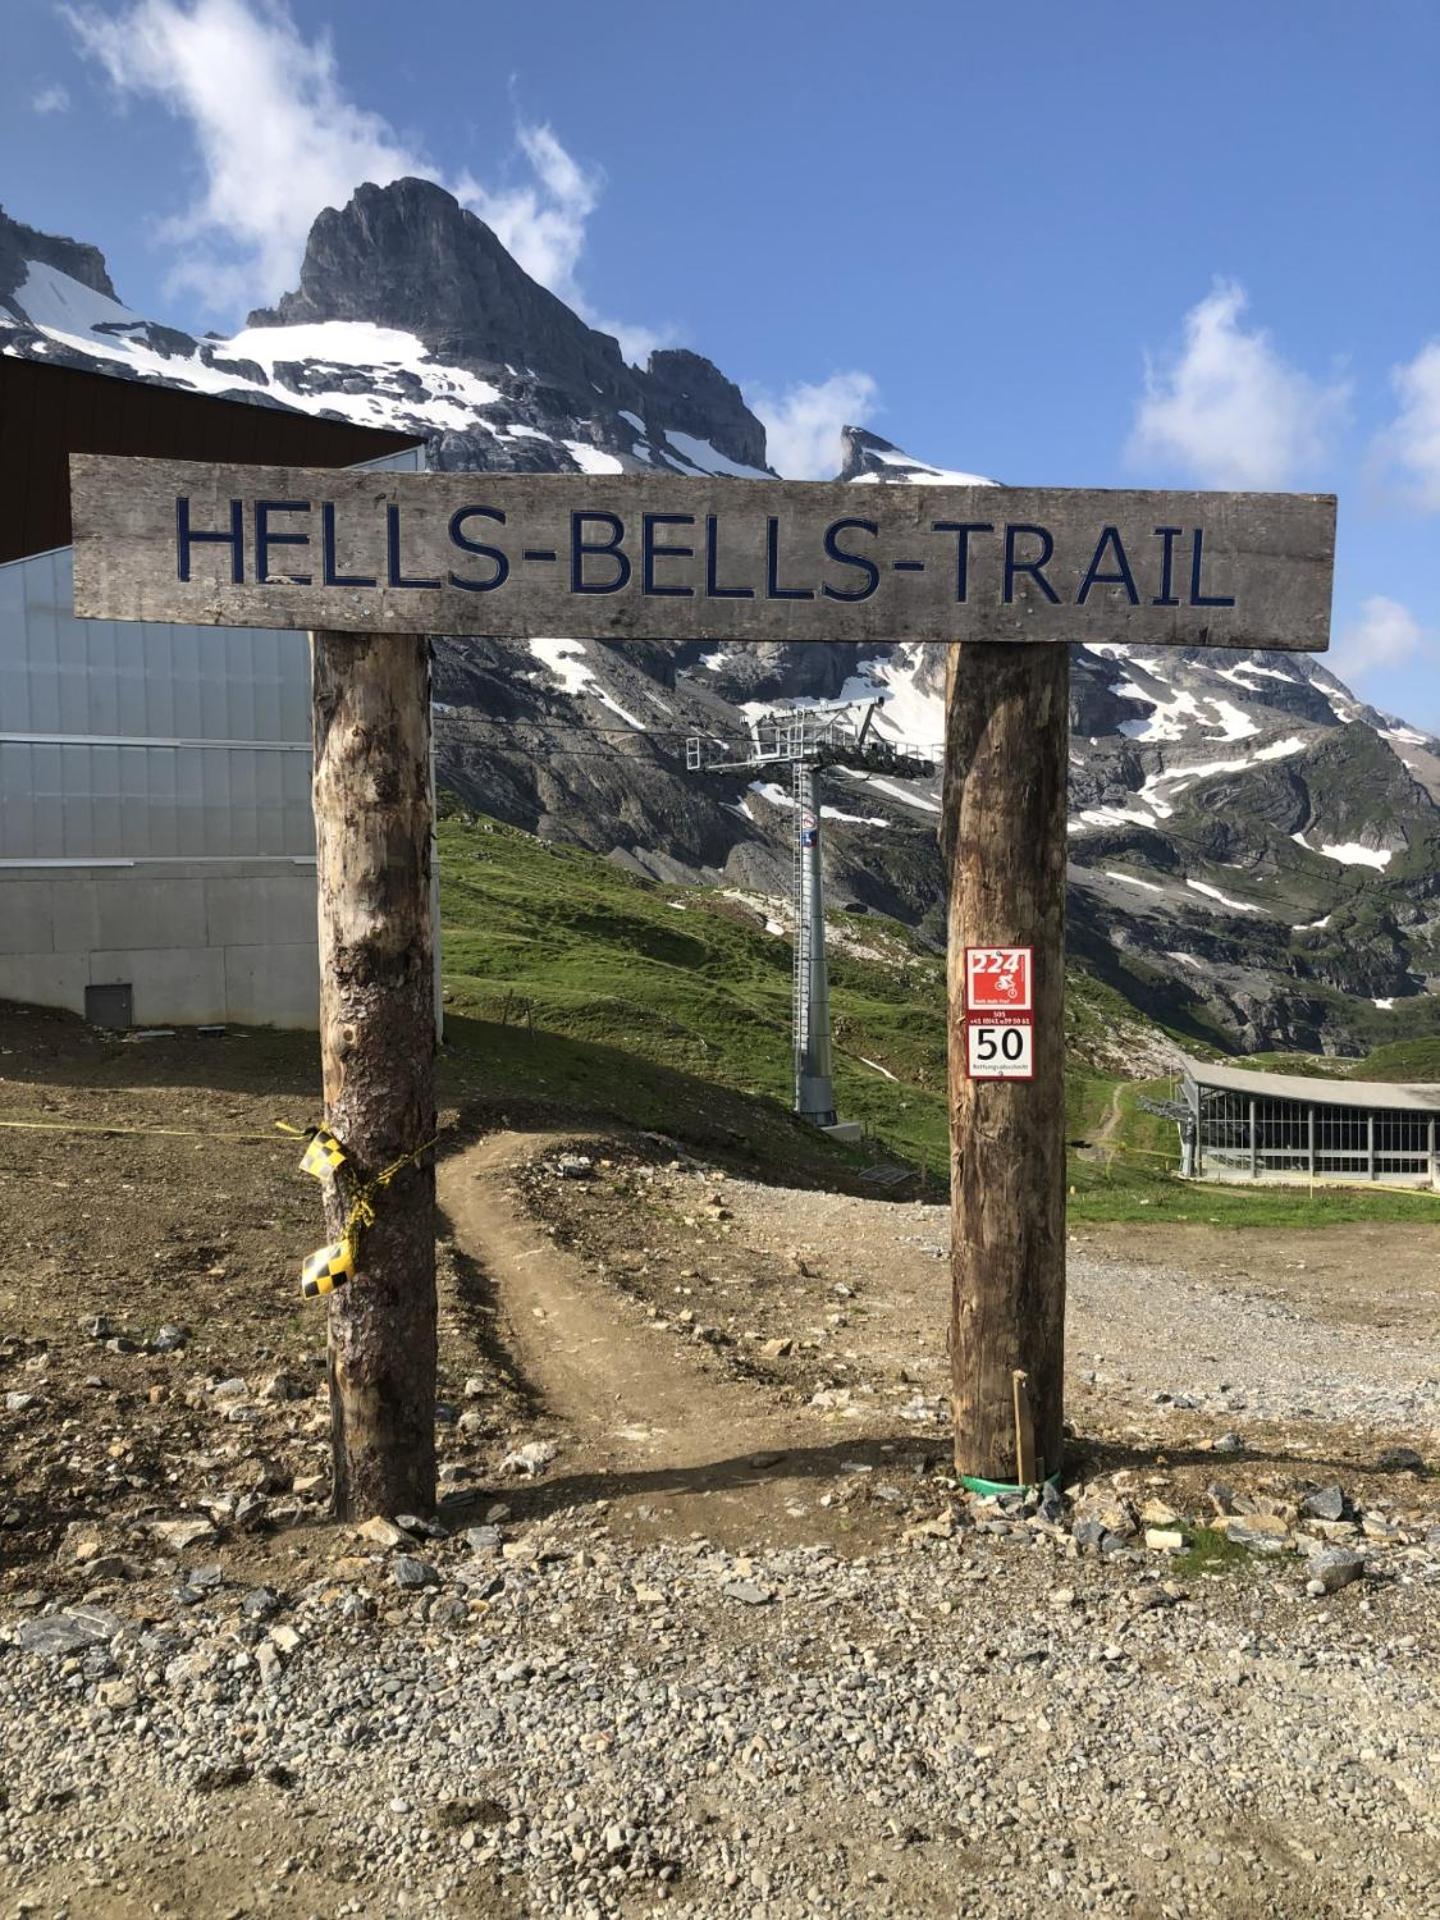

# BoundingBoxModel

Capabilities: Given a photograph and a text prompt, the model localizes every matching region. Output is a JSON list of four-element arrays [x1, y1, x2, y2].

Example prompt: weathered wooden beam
[[945, 642, 1068, 1485], [312, 628, 438, 1520], [70, 454, 1336, 651]]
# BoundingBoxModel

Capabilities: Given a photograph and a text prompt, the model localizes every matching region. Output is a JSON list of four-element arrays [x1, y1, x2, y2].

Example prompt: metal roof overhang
[[1181, 1054, 1440, 1115], [0, 353, 422, 567]]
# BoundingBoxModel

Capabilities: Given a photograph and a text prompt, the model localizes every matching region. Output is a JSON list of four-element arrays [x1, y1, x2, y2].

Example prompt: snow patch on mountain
[[1208, 700, 1259, 742], [1069, 737, 1310, 835], [860, 645, 944, 756], [842, 770, 942, 814], [1117, 679, 1260, 744], [745, 779, 889, 828], [562, 442, 626, 475], [859, 1056, 899, 1080], [13, 259, 136, 335], [529, 637, 592, 694], [1186, 879, 1267, 914], [840, 427, 996, 488], [747, 781, 790, 809], [848, 461, 994, 486], [661, 430, 770, 480], [529, 636, 646, 728], [1292, 833, 1395, 870], [1072, 806, 1164, 833], [1213, 662, 1298, 687]]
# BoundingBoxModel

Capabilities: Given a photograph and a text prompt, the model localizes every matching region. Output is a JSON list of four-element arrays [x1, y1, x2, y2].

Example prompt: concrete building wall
[[0, 859, 318, 1027], [1, 447, 426, 1032]]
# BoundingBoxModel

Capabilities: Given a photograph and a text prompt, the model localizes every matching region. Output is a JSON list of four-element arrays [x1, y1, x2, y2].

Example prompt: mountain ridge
[[2, 182, 1437, 1056]]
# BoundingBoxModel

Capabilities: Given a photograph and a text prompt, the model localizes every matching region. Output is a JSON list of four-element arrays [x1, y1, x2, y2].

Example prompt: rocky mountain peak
[[839, 423, 996, 486], [645, 348, 768, 472], [236, 177, 772, 475], [246, 176, 642, 406], [0, 203, 118, 314]]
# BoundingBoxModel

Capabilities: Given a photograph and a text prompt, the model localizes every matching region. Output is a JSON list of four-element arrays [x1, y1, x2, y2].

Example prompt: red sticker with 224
[[964, 946, 1033, 1013]]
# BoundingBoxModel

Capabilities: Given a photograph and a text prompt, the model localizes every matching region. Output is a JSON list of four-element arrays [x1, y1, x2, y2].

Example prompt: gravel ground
[[4, 1040, 1440, 1919], [525, 1152, 1440, 1451], [4, 1494, 1440, 1920], [719, 1184, 1440, 1434], [1066, 1244, 1440, 1432]]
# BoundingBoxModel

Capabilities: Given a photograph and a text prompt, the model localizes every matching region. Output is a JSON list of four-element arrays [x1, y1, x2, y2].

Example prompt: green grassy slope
[[438, 814, 1440, 1226], [439, 814, 951, 1175]]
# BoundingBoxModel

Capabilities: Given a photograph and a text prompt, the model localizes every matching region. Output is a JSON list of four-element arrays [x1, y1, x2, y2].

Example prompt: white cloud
[[32, 83, 73, 113], [1376, 340, 1440, 511], [749, 371, 880, 479], [67, 0, 427, 308], [461, 123, 598, 306], [1128, 280, 1349, 488], [1330, 595, 1426, 681], [65, 0, 659, 350]]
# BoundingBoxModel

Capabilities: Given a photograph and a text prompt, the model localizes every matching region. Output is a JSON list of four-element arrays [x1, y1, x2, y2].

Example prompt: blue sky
[[6, 0, 1440, 725]]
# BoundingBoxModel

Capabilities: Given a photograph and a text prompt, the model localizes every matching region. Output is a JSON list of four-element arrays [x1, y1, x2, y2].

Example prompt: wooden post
[[945, 643, 1068, 1486], [312, 629, 438, 1521]]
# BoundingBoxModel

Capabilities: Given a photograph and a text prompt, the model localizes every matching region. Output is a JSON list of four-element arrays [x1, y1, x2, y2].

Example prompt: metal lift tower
[[687, 701, 934, 1132]]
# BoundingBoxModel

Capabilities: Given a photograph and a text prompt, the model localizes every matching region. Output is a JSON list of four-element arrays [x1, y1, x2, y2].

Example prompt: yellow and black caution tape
[[288, 1123, 348, 1181], [279, 1120, 438, 1300], [301, 1237, 356, 1297]]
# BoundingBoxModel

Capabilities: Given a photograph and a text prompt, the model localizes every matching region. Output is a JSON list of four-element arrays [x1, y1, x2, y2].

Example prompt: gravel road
[[706, 1181, 1440, 1435], [3, 1125, 1439, 1918], [4, 1499, 1440, 1920]]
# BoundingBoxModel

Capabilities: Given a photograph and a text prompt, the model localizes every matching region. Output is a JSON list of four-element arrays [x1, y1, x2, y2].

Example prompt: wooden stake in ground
[[944, 642, 1069, 1485], [312, 629, 438, 1520]]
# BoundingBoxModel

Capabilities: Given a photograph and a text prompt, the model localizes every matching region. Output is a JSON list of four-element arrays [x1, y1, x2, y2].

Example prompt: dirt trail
[[437, 1131, 889, 1548], [1076, 1079, 1127, 1165]]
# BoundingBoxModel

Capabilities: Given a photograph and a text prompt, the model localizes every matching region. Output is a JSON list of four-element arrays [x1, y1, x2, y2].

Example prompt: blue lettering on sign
[[385, 504, 441, 589], [570, 512, 630, 594], [821, 518, 880, 601], [1151, 527, 1183, 607], [704, 514, 754, 599], [175, 495, 244, 584], [172, 495, 1248, 623], [448, 506, 508, 592], [642, 512, 695, 597], [1076, 525, 1139, 606], [766, 516, 813, 600], [255, 500, 311, 586], [931, 521, 993, 602], [321, 502, 377, 587], [1189, 528, 1235, 607], [1003, 524, 1060, 604]]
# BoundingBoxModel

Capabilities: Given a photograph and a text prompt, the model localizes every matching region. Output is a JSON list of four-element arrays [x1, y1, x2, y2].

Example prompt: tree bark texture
[[311, 630, 437, 1520], [944, 642, 1069, 1484]]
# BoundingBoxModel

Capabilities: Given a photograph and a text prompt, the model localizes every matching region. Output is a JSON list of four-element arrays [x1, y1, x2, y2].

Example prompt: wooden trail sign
[[70, 455, 1334, 650], [68, 451, 1338, 1505]]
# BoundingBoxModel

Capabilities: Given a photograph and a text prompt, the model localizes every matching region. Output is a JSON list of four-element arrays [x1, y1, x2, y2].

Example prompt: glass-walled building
[[1182, 1056, 1440, 1189]]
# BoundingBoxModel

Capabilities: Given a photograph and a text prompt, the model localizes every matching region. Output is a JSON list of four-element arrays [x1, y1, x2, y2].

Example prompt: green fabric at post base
[[961, 1469, 1064, 1497]]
